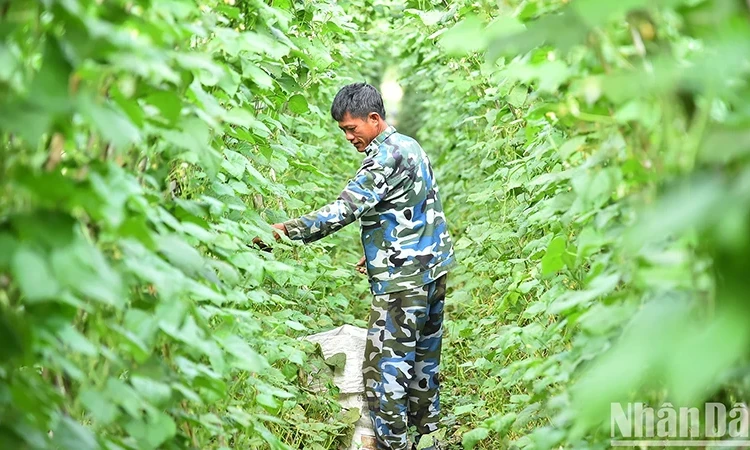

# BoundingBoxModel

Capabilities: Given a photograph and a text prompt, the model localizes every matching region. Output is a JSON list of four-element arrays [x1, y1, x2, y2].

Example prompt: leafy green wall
[[0, 1, 376, 449], [390, 0, 750, 448]]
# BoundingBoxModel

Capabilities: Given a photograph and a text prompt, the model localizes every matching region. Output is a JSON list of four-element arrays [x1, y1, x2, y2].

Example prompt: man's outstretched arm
[[278, 157, 393, 244]]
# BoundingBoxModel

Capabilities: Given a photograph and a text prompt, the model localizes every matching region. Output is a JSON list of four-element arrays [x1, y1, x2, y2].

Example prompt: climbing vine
[[389, 0, 750, 448], [0, 0, 378, 449]]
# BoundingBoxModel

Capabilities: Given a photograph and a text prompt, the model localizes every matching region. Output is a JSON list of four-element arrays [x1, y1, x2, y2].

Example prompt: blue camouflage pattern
[[364, 274, 447, 450], [283, 126, 456, 295]]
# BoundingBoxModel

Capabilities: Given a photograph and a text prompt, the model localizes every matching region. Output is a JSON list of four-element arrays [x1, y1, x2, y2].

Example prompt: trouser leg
[[408, 275, 446, 438], [362, 275, 447, 450], [363, 285, 426, 449]]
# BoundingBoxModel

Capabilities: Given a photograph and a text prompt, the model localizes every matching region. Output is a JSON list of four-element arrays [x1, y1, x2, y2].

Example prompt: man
[[266, 83, 455, 450]]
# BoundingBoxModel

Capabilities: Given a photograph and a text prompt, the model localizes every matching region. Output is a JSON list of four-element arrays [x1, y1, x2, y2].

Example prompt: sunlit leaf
[[541, 235, 566, 276], [288, 94, 309, 114], [80, 96, 142, 150], [438, 15, 487, 56], [11, 245, 60, 302], [221, 335, 268, 372], [52, 417, 98, 450]]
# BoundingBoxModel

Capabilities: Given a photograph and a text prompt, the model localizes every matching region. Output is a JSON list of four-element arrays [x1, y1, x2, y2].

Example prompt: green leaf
[[229, 180, 250, 195], [242, 62, 275, 90], [522, 300, 546, 319], [0, 100, 53, 146], [0, 233, 17, 269], [342, 407, 361, 424], [89, 165, 143, 229], [462, 427, 490, 449], [105, 378, 143, 418], [242, 31, 291, 59], [284, 320, 307, 332], [225, 108, 257, 127], [51, 241, 124, 308], [146, 90, 183, 125], [273, 0, 293, 10], [112, 86, 145, 128], [0, 308, 28, 363], [549, 273, 621, 314], [454, 403, 477, 416], [112, 325, 151, 364], [157, 234, 205, 277], [572, 168, 618, 209], [12, 212, 78, 249], [163, 118, 220, 178], [541, 235, 566, 276], [124, 309, 159, 344], [224, 109, 271, 137], [438, 15, 487, 56], [80, 96, 141, 150], [124, 411, 177, 450], [52, 417, 99, 450], [324, 352, 346, 372], [79, 389, 119, 426], [558, 136, 587, 159], [287, 94, 309, 114], [223, 149, 248, 178], [230, 251, 264, 273], [29, 36, 73, 113], [176, 53, 225, 86], [216, 4, 241, 19], [11, 245, 60, 302], [58, 326, 98, 356], [256, 392, 280, 410], [485, 412, 517, 435], [221, 335, 268, 372], [131, 376, 172, 407], [507, 84, 528, 107], [218, 66, 242, 96], [405, 9, 445, 27], [485, 15, 526, 40], [0, 42, 18, 82], [117, 216, 157, 249]]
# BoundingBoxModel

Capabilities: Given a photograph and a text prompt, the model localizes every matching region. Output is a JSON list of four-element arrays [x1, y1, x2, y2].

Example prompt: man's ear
[[368, 112, 381, 124]]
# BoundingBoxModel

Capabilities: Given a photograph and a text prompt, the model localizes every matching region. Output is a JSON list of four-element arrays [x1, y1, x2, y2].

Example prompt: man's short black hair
[[331, 82, 386, 121]]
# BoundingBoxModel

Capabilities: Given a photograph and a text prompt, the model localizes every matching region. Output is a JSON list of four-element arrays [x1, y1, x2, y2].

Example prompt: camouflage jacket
[[283, 126, 456, 295]]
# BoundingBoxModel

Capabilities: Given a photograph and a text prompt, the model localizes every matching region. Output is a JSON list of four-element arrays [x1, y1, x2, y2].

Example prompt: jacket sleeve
[[283, 156, 395, 244]]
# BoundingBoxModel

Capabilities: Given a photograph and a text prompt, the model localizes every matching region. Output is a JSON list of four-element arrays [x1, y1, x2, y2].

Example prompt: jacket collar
[[364, 125, 397, 157]]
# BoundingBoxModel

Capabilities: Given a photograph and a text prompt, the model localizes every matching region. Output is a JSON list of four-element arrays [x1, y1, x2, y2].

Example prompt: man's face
[[337, 112, 380, 153]]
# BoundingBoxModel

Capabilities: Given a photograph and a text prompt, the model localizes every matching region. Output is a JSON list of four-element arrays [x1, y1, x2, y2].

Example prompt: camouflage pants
[[362, 274, 447, 450]]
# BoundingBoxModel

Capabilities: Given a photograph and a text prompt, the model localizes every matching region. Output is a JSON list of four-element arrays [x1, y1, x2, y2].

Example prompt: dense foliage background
[[1, 0, 749, 449]]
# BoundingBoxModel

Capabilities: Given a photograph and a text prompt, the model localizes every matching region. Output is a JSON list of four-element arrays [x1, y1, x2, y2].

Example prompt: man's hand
[[252, 223, 288, 251], [355, 255, 366, 275], [271, 223, 287, 240]]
